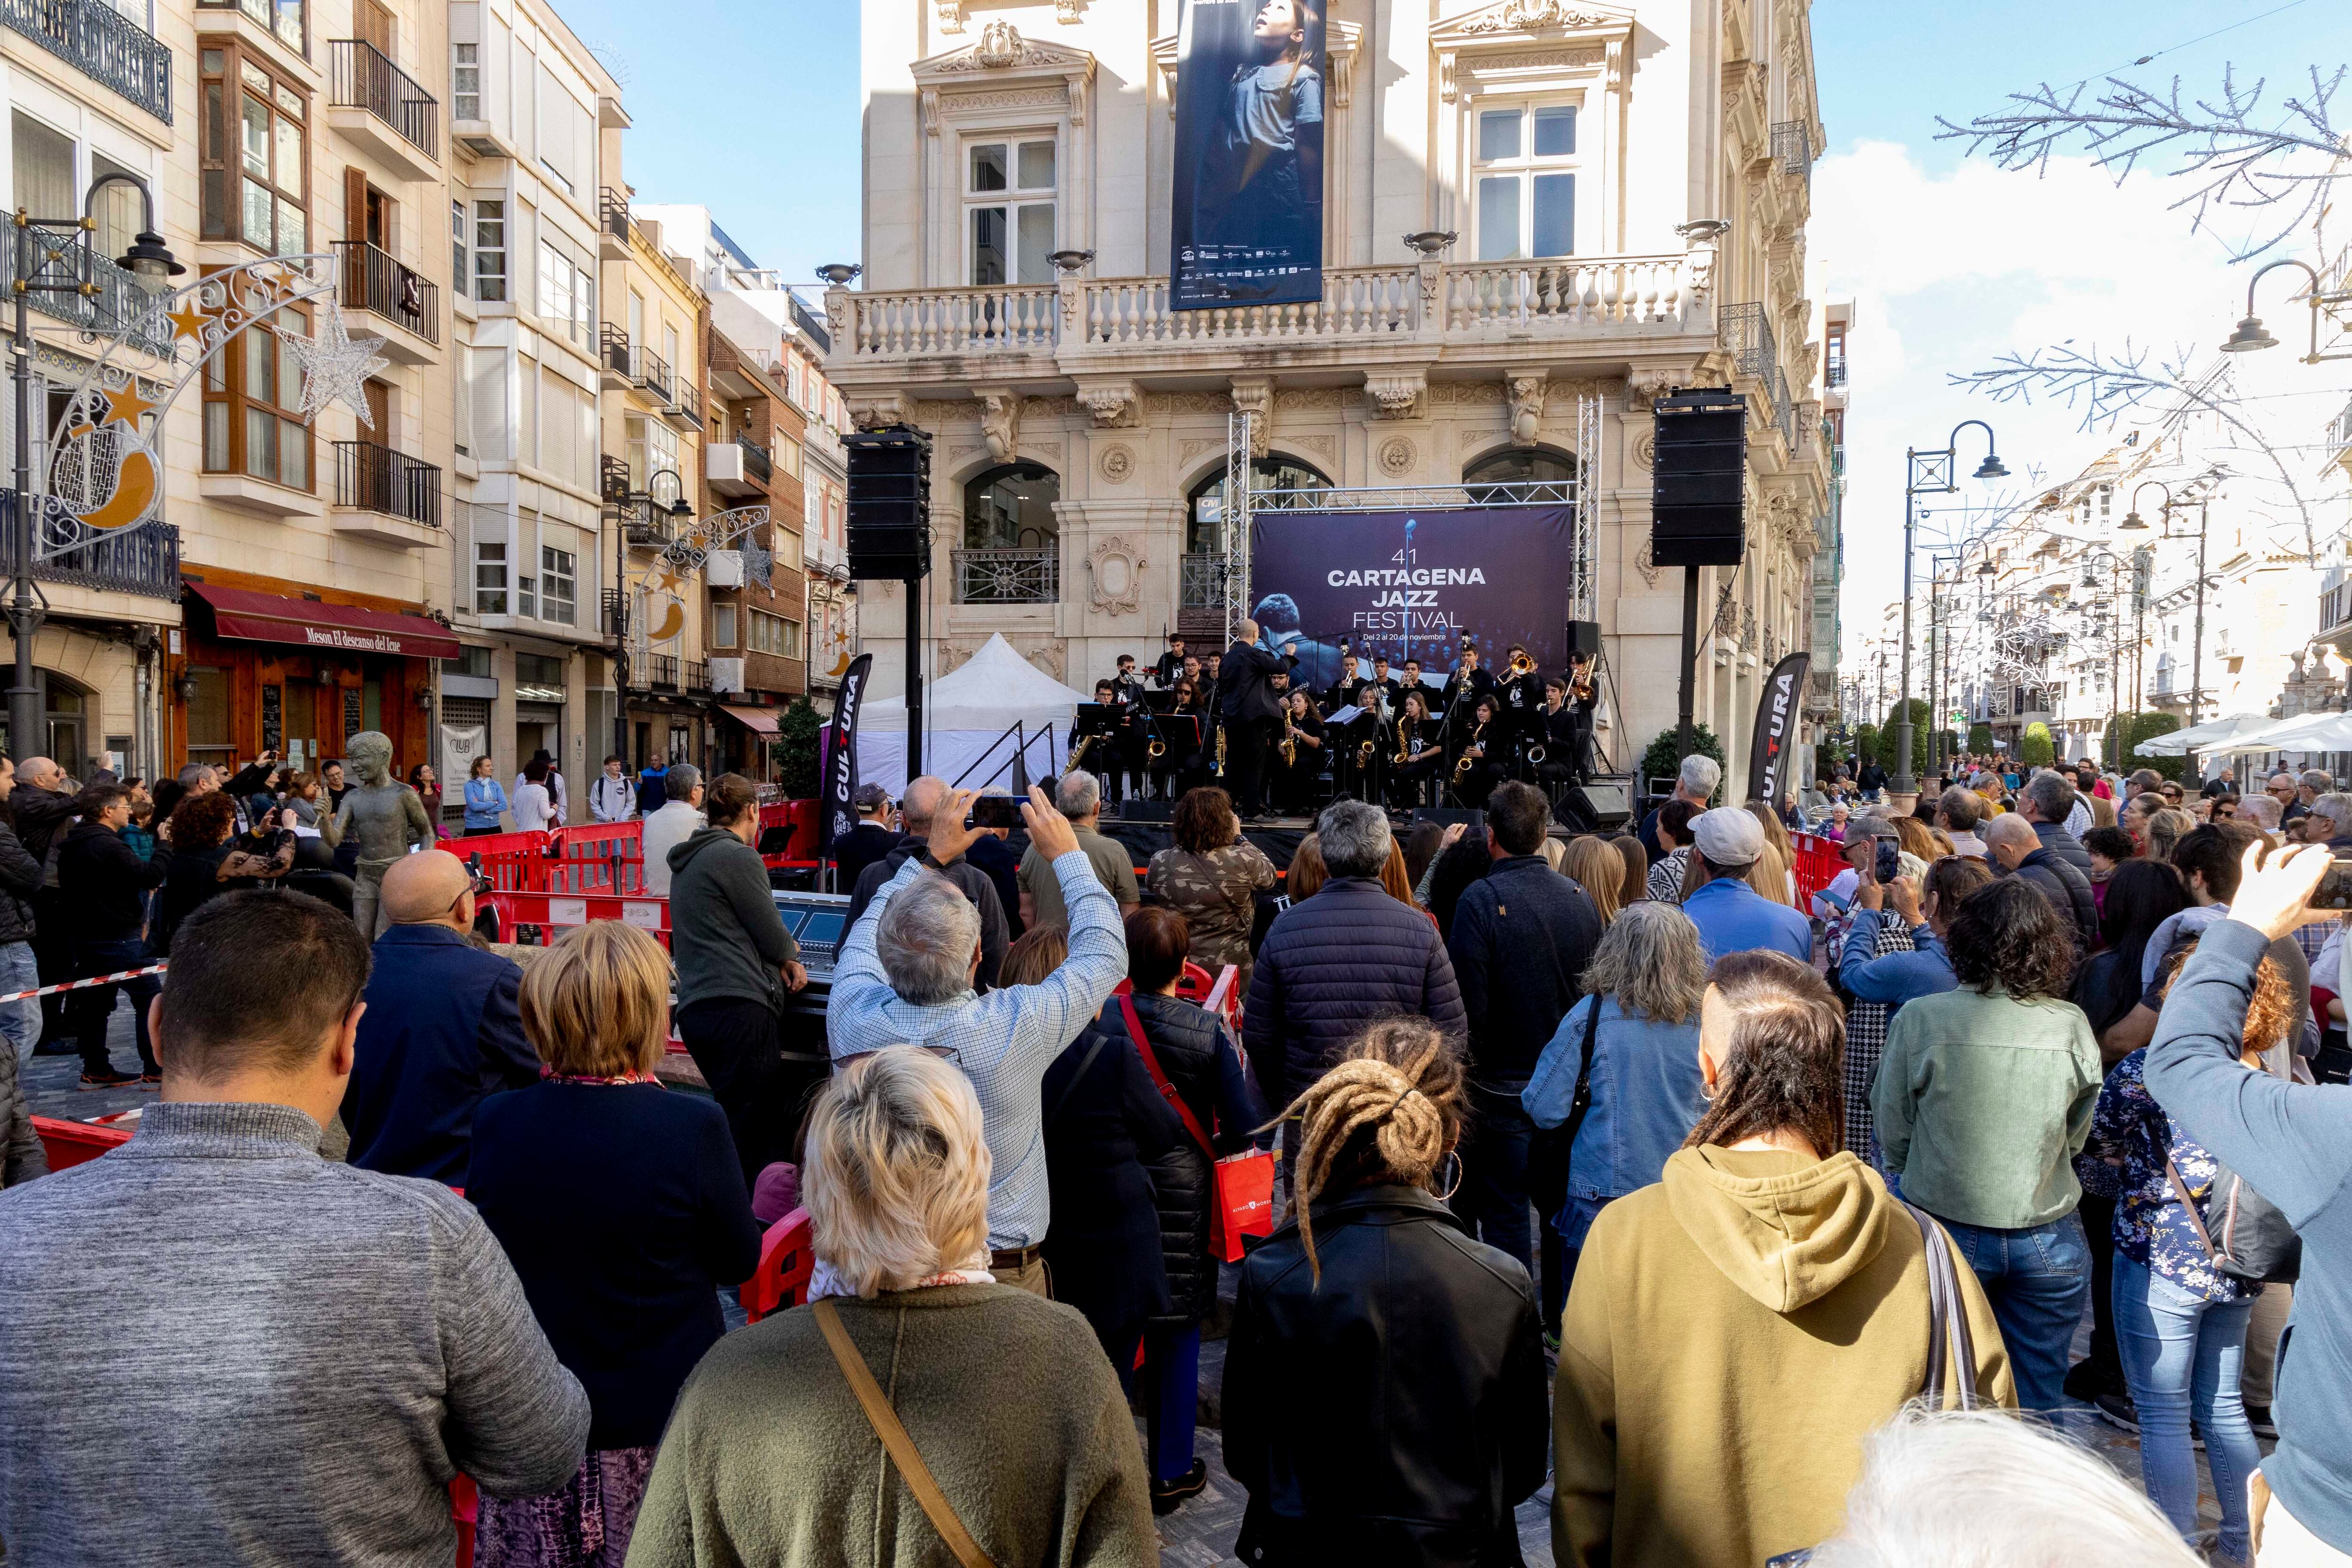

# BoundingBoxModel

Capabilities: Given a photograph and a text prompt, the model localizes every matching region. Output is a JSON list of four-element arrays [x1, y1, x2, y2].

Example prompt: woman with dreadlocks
[[1220, 1018, 1547, 1566]]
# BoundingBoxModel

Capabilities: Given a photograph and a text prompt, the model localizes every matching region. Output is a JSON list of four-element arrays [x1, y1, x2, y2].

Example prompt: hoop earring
[[1434, 1151, 1463, 1202]]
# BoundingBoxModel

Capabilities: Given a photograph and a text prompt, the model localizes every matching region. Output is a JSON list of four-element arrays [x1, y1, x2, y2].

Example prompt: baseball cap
[[1690, 807, 1765, 868], [853, 782, 891, 812]]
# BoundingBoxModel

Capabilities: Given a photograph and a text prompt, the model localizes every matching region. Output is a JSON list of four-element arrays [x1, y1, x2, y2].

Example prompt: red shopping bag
[[1122, 995, 1279, 1262]]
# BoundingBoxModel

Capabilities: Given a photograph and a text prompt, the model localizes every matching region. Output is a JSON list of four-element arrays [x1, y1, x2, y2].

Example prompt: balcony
[[2320, 575, 2352, 651], [597, 186, 630, 262], [663, 378, 703, 432], [1772, 121, 1813, 184], [1718, 301, 1798, 449], [334, 241, 439, 360], [633, 348, 674, 404], [4, 492, 180, 601], [685, 660, 711, 695], [621, 502, 674, 550], [331, 440, 440, 547], [641, 653, 680, 691], [827, 252, 1705, 382], [954, 547, 1058, 606], [0, 229, 174, 357], [1, 0, 172, 122], [1180, 552, 1230, 611], [326, 40, 439, 181], [598, 323, 634, 391], [707, 438, 768, 499]]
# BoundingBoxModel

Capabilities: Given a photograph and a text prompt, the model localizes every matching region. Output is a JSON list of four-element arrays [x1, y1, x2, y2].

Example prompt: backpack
[[2166, 1153, 2301, 1285]]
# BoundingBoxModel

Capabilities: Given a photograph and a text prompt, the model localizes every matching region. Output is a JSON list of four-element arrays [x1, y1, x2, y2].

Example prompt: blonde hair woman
[[1560, 836, 1627, 924], [468, 922, 764, 1567], [1223, 1021, 1548, 1564], [630, 1047, 1157, 1564]]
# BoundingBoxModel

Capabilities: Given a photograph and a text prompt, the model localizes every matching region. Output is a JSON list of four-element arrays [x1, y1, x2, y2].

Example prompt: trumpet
[[1454, 721, 1487, 783], [1510, 651, 1537, 677]]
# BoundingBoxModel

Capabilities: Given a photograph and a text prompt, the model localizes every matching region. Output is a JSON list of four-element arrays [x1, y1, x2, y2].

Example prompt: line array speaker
[[1649, 387, 1747, 569], [845, 426, 935, 581]]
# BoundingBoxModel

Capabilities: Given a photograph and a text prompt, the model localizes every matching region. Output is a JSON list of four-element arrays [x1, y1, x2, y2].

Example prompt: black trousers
[[1225, 715, 1276, 815], [676, 996, 828, 1191], [31, 889, 74, 1048]]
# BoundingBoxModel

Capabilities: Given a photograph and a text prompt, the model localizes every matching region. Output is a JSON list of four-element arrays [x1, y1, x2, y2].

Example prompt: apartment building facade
[[830, 0, 1833, 799]]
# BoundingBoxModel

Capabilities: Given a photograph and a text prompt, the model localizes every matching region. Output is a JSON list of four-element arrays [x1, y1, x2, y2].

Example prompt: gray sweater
[[0, 1101, 590, 1567], [668, 825, 798, 1011]]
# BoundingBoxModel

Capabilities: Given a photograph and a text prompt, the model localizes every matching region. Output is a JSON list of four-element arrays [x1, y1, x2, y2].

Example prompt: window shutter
[[344, 166, 368, 244]]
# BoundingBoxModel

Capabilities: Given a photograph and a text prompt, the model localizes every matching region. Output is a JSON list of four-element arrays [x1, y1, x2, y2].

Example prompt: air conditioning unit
[[707, 657, 746, 694]]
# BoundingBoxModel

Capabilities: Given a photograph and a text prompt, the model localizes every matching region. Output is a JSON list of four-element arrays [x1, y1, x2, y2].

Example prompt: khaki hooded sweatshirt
[[1552, 1146, 2015, 1568]]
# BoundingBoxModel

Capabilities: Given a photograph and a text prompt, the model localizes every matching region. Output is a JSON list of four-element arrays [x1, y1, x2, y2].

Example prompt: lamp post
[[608, 466, 692, 768], [1895, 420, 2008, 804], [9, 172, 180, 761], [2120, 476, 2218, 770], [2218, 257, 2349, 364]]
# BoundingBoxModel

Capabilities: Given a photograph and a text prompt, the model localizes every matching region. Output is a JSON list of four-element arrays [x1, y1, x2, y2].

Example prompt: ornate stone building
[[831, 0, 1831, 798]]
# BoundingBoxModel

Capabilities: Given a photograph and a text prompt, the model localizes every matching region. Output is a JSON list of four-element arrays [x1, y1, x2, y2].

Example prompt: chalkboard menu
[[344, 688, 363, 745], [262, 685, 283, 751]]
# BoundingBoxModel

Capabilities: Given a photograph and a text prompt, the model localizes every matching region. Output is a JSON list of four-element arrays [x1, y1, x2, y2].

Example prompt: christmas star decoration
[[281, 303, 389, 427], [98, 381, 161, 428], [164, 300, 209, 343]]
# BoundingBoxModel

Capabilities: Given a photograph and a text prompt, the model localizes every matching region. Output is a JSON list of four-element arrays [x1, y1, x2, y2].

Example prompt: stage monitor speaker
[[1113, 800, 1175, 823], [1413, 807, 1486, 832], [846, 427, 936, 581], [1565, 620, 1602, 661], [1650, 388, 1747, 569], [1554, 780, 1633, 831]]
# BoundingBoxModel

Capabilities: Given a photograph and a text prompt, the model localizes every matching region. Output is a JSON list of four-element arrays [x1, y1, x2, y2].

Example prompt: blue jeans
[[1144, 1322, 1201, 1483], [1460, 1081, 1536, 1277], [1941, 1211, 2090, 1412], [2114, 1255, 2261, 1561], [0, 941, 37, 1065]]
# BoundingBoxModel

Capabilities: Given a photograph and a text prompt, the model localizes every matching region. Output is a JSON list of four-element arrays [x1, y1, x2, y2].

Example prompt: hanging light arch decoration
[[37, 253, 381, 561], [630, 504, 775, 648]]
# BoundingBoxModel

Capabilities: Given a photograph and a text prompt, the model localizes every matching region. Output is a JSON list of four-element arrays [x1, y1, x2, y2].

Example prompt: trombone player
[[1496, 641, 1547, 780]]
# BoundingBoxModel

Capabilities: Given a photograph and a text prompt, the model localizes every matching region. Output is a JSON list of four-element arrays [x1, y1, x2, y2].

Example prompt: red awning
[[186, 582, 462, 661], [720, 704, 781, 734]]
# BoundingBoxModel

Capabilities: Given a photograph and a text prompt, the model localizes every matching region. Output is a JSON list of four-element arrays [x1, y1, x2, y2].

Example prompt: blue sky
[[575, 2, 2352, 628]]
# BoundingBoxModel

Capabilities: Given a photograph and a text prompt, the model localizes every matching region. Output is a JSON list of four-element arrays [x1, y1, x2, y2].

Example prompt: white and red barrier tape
[[0, 964, 167, 1004]]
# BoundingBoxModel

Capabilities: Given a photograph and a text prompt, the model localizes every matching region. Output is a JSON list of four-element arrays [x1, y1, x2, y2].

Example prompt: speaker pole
[[1677, 566, 1699, 770], [905, 571, 923, 780]]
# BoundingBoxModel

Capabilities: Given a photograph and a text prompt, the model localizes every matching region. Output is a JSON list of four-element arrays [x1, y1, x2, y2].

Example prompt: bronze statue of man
[[319, 731, 433, 936]]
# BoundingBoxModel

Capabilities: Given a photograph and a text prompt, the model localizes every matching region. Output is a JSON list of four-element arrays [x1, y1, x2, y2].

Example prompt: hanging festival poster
[[1747, 652, 1812, 805], [819, 653, 874, 854], [1248, 507, 1576, 692], [1171, 0, 1327, 310]]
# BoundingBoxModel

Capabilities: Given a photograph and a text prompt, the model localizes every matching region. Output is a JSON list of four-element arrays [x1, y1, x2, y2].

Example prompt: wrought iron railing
[[622, 503, 673, 549], [736, 434, 772, 485], [599, 322, 633, 380], [1718, 301, 1797, 448], [642, 653, 680, 689], [685, 660, 710, 693], [333, 441, 441, 527], [599, 187, 630, 247], [600, 453, 632, 504], [1180, 552, 1229, 611], [2, 0, 172, 121], [634, 349, 674, 402], [5, 491, 179, 600], [1772, 121, 1813, 183], [328, 39, 437, 159], [334, 240, 438, 344], [954, 547, 1058, 605], [1, 228, 174, 356], [666, 379, 702, 429]]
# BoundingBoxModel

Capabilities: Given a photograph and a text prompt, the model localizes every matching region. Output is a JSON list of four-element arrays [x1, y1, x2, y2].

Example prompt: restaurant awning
[[185, 582, 462, 661], [720, 704, 780, 734]]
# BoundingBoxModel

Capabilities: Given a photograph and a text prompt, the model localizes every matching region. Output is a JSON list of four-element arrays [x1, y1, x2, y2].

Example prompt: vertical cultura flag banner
[[1748, 652, 1812, 805], [1171, 0, 1327, 310], [819, 654, 873, 854]]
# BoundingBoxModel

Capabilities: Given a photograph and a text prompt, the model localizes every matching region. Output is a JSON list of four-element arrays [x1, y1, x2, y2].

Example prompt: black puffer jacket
[[1097, 990, 1268, 1321], [2031, 819, 2096, 878], [0, 813, 39, 944], [1222, 1184, 1549, 1566], [1245, 877, 1464, 1110], [2017, 846, 2100, 954]]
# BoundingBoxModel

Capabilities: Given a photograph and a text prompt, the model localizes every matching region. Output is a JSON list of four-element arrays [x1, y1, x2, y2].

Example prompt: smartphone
[[967, 796, 1025, 831], [2314, 856, 2352, 912], [1875, 838, 1901, 884]]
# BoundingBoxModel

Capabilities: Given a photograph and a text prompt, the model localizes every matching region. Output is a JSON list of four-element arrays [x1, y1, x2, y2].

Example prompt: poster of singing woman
[[1171, 0, 1327, 310]]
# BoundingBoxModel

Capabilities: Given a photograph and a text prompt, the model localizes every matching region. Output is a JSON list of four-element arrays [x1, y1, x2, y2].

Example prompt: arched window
[[961, 462, 1060, 550], [1462, 445, 1579, 503], [1185, 454, 1334, 554]]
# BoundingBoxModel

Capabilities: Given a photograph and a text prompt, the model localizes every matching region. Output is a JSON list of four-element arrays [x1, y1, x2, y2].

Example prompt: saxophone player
[[1390, 689, 1445, 810], [1275, 686, 1327, 814]]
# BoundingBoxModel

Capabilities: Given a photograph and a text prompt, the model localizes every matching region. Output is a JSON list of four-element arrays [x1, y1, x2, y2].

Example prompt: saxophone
[[1279, 716, 1298, 769], [1395, 719, 1414, 767], [1454, 721, 1487, 784], [1214, 722, 1227, 778], [1065, 733, 1095, 778]]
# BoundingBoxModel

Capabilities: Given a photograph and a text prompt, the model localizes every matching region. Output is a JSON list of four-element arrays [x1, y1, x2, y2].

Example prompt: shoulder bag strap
[[814, 1299, 998, 1568], [1900, 1200, 1979, 1411], [2165, 1154, 2221, 1259], [1122, 995, 1217, 1160], [1559, 993, 1607, 1148], [1044, 1035, 1111, 1129]]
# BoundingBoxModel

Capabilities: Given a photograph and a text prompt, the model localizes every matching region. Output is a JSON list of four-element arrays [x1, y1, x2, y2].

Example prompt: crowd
[[0, 735, 2346, 1568]]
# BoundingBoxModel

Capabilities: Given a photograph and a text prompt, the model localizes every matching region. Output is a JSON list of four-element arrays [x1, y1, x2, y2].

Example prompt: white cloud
[[1809, 139, 2347, 638]]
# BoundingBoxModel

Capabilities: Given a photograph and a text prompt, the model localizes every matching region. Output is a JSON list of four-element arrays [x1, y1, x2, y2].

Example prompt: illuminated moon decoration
[[628, 505, 773, 648], [647, 600, 686, 642], [60, 423, 161, 531]]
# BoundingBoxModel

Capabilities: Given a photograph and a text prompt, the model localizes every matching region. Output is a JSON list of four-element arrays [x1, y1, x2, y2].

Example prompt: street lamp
[[2217, 258, 2347, 363], [1894, 419, 2009, 803], [9, 172, 181, 762], [607, 466, 693, 767], [2121, 476, 2221, 753]]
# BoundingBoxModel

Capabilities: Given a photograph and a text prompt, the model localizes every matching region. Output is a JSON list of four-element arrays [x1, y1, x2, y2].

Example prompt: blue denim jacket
[[463, 777, 509, 830], [1839, 908, 1958, 1012], [1523, 995, 1708, 1247]]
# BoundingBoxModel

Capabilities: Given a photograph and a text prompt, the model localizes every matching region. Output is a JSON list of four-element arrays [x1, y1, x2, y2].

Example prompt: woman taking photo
[[463, 755, 510, 836], [1146, 787, 1277, 993], [1224, 1019, 1546, 1565], [469, 922, 763, 1566], [629, 1047, 1158, 1563], [1097, 907, 1266, 1515], [1555, 952, 2013, 1568], [1524, 902, 1708, 1324]]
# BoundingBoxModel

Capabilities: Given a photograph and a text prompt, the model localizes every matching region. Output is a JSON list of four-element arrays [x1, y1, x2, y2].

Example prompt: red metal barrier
[[33, 1114, 133, 1170], [741, 1209, 814, 1323], [549, 822, 647, 894], [1790, 832, 1845, 908], [484, 888, 670, 948]]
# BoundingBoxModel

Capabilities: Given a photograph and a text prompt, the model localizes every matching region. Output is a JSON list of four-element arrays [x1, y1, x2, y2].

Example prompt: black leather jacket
[[1222, 1184, 1549, 1566], [0, 815, 40, 943]]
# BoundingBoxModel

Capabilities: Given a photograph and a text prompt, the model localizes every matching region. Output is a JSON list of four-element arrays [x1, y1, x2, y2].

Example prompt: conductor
[[1221, 619, 1299, 820]]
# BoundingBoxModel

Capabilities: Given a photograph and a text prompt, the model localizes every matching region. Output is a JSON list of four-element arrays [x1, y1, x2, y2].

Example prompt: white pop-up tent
[[2133, 713, 2273, 757], [857, 634, 1087, 797]]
